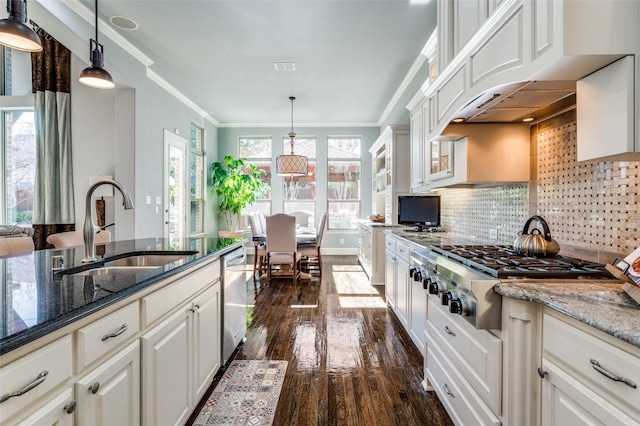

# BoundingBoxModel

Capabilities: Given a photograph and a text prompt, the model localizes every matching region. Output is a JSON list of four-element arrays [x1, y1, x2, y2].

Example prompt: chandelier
[[276, 96, 308, 176]]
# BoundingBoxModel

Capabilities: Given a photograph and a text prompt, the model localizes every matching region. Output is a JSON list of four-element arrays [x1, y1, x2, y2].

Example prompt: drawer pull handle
[[102, 323, 128, 341], [89, 382, 100, 394], [64, 400, 77, 414], [444, 326, 456, 337], [0, 370, 49, 403], [537, 367, 548, 379], [443, 384, 455, 398], [590, 359, 637, 388]]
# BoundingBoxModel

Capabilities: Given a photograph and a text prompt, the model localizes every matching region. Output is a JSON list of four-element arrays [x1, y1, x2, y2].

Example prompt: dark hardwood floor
[[188, 255, 453, 426]]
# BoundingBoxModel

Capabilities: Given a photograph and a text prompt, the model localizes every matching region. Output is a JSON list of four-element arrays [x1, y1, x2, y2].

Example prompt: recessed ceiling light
[[274, 62, 295, 71], [452, 118, 464, 123], [110, 16, 138, 30], [522, 117, 534, 122]]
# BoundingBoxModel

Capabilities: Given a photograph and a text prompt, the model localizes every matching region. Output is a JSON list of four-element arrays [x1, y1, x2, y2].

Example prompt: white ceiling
[[77, 0, 437, 126]]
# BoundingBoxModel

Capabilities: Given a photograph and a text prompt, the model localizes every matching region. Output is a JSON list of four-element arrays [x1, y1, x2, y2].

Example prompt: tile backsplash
[[439, 109, 640, 262]]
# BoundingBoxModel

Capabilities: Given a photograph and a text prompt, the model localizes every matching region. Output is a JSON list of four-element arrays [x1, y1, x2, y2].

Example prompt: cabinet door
[[193, 283, 221, 402], [409, 279, 427, 354], [395, 257, 410, 328], [15, 388, 74, 426], [410, 108, 423, 188], [141, 307, 192, 426], [385, 251, 396, 309], [75, 341, 140, 426], [541, 360, 640, 426]]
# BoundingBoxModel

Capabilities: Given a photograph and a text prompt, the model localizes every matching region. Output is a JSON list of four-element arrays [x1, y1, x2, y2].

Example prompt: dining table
[[252, 226, 317, 245]]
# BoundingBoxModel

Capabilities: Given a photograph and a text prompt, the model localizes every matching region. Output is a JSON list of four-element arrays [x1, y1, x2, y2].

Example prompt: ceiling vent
[[274, 62, 295, 71]]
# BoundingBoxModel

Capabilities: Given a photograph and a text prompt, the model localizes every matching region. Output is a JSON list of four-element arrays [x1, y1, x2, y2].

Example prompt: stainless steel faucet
[[82, 178, 134, 263]]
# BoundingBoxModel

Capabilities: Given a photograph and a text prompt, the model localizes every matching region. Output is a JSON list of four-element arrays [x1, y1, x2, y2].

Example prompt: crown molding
[[218, 122, 380, 129]]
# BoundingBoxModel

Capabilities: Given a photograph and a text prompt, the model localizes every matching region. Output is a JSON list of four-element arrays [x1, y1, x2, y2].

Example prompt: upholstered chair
[[248, 213, 268, 280], [266, 213, 302, 285], [298, 212, 327, 276]]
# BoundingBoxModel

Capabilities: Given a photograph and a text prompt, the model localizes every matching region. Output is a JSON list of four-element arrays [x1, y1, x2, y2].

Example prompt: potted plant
[[210, 155, 266, 238]]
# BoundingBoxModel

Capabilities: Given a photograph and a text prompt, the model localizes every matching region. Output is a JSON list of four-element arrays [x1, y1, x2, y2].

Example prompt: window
[[327, 137, 361, 230], [2, 110, 36, 225], [239, 137, 272, 228], [282, 137, 316, 227], [1, 46, 36, 225], [189, 124, 205, 236]]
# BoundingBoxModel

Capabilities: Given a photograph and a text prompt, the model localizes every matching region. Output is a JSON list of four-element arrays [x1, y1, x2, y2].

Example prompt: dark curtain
[[31, 26, 75, 250]]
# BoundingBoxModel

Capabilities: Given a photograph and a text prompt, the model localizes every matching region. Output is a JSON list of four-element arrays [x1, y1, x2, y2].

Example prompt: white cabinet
[[577, 56, 637, 162], [357, 222, 386, 284], [0, 336, 73, 424], [384, 240, 398, 311], [75, 341, 140, 426], [192, 284, 222, 402], [369, 125, 410, 225], [409, 277, 427, 354], [14, 388, 75, 426], [141, 304, 192, 426], [141, 281, 221, 426], [390, 240, 411, 330], [540, 312, 640, 426]]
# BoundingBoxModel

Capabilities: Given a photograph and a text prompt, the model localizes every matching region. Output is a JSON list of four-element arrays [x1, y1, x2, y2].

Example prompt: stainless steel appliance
[[221, 246, 247, 364], [410, 244, 612, 330]]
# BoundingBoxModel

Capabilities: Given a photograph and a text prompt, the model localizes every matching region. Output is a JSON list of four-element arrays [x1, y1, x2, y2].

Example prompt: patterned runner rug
[[192, 360, 288, 426]]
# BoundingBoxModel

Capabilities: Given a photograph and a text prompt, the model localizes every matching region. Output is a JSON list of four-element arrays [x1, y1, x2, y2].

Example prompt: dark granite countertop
[[0, 237, 245, 356]]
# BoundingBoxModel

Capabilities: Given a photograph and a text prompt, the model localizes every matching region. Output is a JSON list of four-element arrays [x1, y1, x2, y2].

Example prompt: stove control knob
[[441, 291, 453, 305], [409, 267, 417, 278], [413, 270, 423, 282], [449, 298, 471, 316], [428, 280, 439, 294], [422, 277, 432, 290]]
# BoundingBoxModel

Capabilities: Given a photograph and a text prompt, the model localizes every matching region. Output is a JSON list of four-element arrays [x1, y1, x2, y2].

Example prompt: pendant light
[[79, 0, 114, 89], [276, 96, 308, 176], [0, 0, 42, 52]]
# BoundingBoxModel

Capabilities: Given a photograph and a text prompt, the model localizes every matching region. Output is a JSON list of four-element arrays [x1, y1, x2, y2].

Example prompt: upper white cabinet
[[369, 125, 410, 225], [577, 56, 637, 162], [423, 0, 639, 139]]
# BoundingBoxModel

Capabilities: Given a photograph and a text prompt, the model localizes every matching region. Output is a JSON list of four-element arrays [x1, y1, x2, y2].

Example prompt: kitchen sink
[[65, 252, 197, 276], [73, 266, 159, 276], [104, 254, 192, 268]]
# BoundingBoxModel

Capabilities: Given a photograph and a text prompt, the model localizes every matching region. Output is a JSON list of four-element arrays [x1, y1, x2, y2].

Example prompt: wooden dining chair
[[249, 212, 268, 281], [298, 212, 327, 276], [266, 213, 302, 285]]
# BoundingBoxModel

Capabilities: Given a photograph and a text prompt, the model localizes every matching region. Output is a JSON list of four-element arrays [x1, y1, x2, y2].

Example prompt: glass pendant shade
[[0, 0, 42, 52]]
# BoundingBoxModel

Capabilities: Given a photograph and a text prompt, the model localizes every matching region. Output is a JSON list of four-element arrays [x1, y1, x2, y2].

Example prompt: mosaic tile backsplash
[[439, 109, 640, 261]]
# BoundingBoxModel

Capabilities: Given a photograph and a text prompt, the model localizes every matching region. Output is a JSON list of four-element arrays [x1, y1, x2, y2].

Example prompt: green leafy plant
[[210, 155, 266, 232]]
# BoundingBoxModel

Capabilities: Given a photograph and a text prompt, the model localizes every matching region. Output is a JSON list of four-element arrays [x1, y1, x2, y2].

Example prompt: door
[[15, 388, 74, 426], [163, 129, 188, 248], [75, 341, 140, 426], [193, 283, 221, 402]]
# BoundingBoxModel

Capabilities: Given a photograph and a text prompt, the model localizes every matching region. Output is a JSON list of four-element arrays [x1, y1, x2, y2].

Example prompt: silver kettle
[[513, 215, 560, 257]]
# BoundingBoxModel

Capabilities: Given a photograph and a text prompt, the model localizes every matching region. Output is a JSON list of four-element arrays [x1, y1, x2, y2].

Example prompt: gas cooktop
[[430, 244, 612, 279]]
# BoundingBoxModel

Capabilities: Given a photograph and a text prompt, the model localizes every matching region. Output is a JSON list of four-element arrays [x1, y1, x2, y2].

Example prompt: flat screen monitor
[[398, 195, 440, 229]]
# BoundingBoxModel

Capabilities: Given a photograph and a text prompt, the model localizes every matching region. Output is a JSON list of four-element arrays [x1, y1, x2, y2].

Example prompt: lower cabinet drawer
[[0, 335, 72, 423], [543, 313, 640, 410], [75, 301, 140, 372], [427, 295, 502, 413], [426, 334, 501, 426]]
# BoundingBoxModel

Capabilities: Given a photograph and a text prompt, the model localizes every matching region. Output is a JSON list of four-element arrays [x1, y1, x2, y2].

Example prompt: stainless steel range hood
[[451, 81, 576, 123]]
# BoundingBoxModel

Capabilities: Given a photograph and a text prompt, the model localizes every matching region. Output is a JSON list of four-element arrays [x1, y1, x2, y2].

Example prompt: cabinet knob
[[89, 382, 100, 394], [537, 367, 548, 379], [64, 400, 77, 414]]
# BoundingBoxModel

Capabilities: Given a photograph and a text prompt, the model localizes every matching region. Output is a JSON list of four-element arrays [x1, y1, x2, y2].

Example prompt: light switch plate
[[156, 196, 162, 205]]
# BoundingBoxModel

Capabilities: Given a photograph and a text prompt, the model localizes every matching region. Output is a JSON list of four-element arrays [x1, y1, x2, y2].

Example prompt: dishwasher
[[221, 245, 247, 365]]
